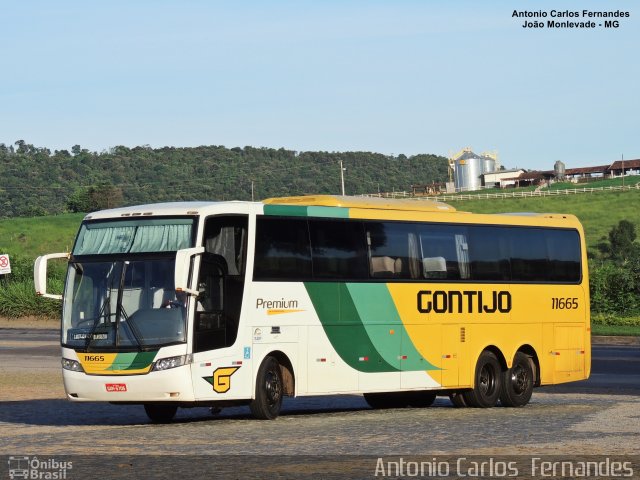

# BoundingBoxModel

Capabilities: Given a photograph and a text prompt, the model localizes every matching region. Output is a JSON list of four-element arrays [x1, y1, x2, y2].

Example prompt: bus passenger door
[[191, 216, 249, 400]]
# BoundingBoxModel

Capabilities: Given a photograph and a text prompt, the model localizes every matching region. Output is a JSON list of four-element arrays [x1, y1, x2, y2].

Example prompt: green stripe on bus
[[264, 204, 350, 218], [107, 351, 157, 370], [346, 283, 439, 371], [304, 282, 398, 373], [307, 206, 350, 218], [263, 205, 309, 217]]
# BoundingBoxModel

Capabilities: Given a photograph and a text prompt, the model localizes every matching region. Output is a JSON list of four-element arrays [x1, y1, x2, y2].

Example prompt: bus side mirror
[[174, 247, 205, 296], [34, 253, 69, 300]]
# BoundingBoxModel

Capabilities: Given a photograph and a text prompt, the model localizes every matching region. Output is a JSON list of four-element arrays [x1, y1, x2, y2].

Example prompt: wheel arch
[[515, 344, 541, 387], [482, 344, 508, 372], [262, 350, 296, 397]]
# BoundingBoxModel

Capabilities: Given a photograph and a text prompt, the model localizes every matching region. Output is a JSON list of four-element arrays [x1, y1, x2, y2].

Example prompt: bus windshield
[[62, 258, 187, 350]]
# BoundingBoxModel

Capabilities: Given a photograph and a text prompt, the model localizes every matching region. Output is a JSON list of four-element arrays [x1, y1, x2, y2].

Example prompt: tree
[[609, 220, 637, 260], [66, 184, 123, 213]]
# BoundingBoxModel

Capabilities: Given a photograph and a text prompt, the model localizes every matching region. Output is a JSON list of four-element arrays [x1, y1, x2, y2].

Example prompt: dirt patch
[[0, 316, 58, 329], [0, 370, 65, 401]]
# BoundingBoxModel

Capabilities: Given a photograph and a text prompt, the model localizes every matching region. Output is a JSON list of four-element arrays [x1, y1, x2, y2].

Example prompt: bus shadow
[[0, 396, 452, 427]]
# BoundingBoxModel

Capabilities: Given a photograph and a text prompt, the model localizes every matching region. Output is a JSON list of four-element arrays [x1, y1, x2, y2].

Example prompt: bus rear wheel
[[250, 356, 283, 420], [463, 351, 502, 408], [144, 404, 178, 423], [500, 352, 534, 407]]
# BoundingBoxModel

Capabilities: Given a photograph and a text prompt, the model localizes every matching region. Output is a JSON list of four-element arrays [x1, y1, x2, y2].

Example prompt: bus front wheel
[[463, 351, 502, 408], [144, 404, 178, 423], [250, 356, 283, 420], [449, 392, 468, 408], [500, 352, 534, 407]]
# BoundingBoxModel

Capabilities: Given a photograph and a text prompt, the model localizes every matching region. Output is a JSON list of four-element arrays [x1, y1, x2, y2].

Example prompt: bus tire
[[144, 404, 178, 423], [363, 392, 408, 409], [463, 351, 502, 408], [250, 356, 283, 420], [500, 352, 534, 407], [406, 391, 437, 408], [449, 392, 468, 408]]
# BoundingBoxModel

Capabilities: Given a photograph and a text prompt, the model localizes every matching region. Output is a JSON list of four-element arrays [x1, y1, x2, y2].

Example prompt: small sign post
[[0, 253, 11, 275]]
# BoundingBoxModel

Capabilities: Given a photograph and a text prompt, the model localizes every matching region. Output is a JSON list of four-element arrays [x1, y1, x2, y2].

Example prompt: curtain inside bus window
[[206, 226, 246, 275], [455, 234, 471, 279], [74, 219, 194, 255], [129, 224, 192, 252]]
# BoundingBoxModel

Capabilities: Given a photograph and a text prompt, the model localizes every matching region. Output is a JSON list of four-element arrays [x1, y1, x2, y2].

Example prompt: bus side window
[[418, 224, 470, 280], [254, 217, 311, 280], [468, 226, 511, 281], [309, 219, 368, 279], [365, 222, 421, 279]]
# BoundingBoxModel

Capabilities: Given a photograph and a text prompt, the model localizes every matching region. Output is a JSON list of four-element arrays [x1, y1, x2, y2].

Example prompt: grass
[[548, 176, 640, 190], [591, 324, 640, 336], [447, 188, 640, 253], [0, 213, 83, 258]]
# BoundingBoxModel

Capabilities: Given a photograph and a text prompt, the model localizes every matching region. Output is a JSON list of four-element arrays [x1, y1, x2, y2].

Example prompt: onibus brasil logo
[[7, 456, 72, 479]]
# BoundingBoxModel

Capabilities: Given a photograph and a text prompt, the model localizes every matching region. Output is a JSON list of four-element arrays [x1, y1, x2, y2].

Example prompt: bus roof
[[83, 201, 230, 220], [263, 195, 457, 213]]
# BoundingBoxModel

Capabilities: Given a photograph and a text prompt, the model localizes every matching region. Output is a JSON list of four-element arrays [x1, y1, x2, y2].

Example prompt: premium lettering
[[256, 298, 299, 309]]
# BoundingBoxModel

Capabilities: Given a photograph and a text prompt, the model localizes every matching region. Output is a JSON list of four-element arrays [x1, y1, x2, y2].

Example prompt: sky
[[1, 0, 637, 171]]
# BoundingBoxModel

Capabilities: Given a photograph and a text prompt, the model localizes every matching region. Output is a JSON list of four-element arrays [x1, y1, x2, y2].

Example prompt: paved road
[[1, 328, 638, 462]]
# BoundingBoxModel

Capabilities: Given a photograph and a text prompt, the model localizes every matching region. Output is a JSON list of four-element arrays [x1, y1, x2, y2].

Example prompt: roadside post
[[0, 253, 11, 286]]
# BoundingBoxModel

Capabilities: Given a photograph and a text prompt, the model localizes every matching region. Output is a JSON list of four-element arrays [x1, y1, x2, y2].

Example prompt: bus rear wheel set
[[449, 351, 534, 408], [363, 351, 534, 411]]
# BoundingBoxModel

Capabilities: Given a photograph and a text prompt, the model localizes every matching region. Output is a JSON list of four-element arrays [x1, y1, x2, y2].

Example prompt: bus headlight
[[62, 358, 84, 372], [152, 355, 192, 372]]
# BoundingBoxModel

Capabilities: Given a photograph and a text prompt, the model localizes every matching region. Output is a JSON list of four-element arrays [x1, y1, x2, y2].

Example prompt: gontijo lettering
[[417, 290, 512, 314]]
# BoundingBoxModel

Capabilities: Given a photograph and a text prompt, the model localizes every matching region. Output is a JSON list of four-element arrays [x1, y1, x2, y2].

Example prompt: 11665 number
[[551, 297, 578, 309]]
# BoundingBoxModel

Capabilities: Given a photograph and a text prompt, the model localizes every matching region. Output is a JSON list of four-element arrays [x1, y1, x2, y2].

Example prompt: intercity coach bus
[[34, 195, 590, 422]]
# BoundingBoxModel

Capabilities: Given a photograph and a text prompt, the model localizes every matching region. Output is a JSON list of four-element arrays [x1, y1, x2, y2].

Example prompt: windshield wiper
[[85, 294, 112, 351]]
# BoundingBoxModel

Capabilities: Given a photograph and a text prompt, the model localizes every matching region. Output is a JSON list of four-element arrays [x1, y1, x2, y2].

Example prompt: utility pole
[[251, 180, 255, 201], [622, 154, 625, 187], [339, 160, 346, 196]]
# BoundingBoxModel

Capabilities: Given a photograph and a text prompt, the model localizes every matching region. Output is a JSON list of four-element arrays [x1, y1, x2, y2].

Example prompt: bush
[[590, 261, 640, 316], [0, 249, 65, 318], [591, 313, 640, 326], [0, 279, 63, 318]]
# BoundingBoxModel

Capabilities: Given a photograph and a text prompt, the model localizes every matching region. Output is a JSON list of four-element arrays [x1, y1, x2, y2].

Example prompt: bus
[[34, 195, 590, 422]]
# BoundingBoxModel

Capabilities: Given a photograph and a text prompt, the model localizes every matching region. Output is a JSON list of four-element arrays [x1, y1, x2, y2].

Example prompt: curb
[[592, 335, 640, 346]]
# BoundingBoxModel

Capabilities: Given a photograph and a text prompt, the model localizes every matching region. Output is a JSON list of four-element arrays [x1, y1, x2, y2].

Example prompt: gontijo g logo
[[202, 366, 240, 393]]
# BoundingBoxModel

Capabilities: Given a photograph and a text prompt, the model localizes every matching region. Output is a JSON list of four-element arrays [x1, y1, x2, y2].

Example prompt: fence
[[363, 184, 640, 202]]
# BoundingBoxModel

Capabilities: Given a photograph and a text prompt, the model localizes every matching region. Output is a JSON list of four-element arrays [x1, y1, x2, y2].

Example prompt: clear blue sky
[[1, 0, 637, 171]]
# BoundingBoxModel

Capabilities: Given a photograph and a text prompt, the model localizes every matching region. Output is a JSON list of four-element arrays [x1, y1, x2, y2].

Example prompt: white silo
[[554, 160, 566, 180]]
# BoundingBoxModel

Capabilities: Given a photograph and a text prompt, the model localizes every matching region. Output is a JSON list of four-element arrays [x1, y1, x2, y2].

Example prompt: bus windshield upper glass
[[73, 218, 195, 255]]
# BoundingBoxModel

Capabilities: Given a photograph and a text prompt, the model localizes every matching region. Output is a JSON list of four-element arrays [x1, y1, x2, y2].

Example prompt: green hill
[[2, 188, 638, 258], [0, 141, 448, 218], [447, 188, 640, 255]]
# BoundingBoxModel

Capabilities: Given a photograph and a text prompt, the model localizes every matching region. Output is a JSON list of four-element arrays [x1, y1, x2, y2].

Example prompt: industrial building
[[448, 149, 640, 192], [448, 147, 501, 192]]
